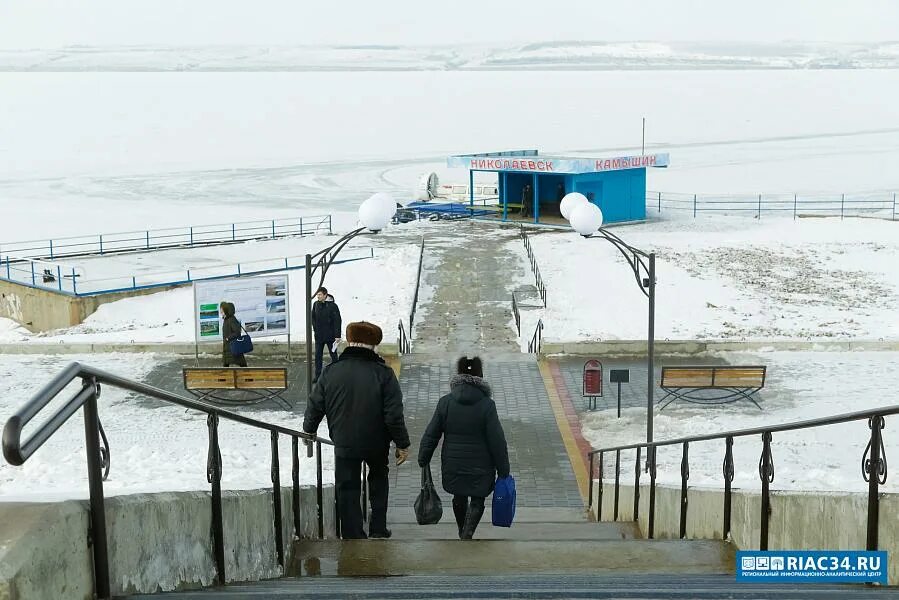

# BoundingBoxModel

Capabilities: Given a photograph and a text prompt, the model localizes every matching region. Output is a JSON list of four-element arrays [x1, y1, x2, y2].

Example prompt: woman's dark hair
[[219, 301, 235, 317], [457, 356, 483, 378]]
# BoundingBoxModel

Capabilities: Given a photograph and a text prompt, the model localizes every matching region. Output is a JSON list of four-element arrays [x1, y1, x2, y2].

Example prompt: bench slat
[[235, 369, 288, 390], [184, 370, 236, 389]]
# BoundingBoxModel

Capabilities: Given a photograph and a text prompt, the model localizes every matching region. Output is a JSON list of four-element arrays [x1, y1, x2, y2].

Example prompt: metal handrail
[[398, 320, 411, 355], [527, 319, 543, 354], [520, 227, 547, 308], [0, 215, 332, 261], [587, 403, 893, 553], [409, 236, 425, 333], [2, 362, 333, 599], [511, 292, 521, 336], [648, 190, 898, 221]]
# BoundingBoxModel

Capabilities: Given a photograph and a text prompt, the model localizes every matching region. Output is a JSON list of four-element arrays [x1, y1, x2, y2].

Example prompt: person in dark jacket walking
[[311, 286, 342, 382], [220, 301, 247, 367], [418, 357, 510, 539], [303, 321, 411, 539]]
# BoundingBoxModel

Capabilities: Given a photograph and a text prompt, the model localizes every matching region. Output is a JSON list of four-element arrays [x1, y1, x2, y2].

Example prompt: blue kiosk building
[[447, 149, 669, 224]]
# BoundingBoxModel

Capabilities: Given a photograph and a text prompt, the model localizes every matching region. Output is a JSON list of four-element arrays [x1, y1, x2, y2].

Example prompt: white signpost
[[193, 274, 291, 362]]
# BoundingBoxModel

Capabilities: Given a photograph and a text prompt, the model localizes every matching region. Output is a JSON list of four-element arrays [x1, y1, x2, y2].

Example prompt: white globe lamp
[[560, 192, 589, 221], [570, 202, 604, 237], [359, 194, 396, 232]]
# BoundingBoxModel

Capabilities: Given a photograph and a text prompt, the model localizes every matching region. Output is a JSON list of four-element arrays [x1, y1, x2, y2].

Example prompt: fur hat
[[346, 321, 383, 347]]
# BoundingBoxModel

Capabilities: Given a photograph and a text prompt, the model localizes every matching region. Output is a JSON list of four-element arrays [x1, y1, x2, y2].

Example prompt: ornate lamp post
[[562, 193, 657, 470], [304, 193, 396, 398]]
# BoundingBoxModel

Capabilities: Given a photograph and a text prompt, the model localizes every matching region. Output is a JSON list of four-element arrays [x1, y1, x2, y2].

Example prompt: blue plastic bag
[[492, 475, 516, 527]]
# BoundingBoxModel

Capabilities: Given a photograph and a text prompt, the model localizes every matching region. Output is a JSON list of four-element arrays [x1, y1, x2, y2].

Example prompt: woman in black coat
[[220, 301, 247, 367], [418, 357, 510, 539]]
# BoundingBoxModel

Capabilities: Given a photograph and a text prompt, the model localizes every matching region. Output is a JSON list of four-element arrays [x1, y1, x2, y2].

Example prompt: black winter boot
[[460, 503, 485, 540], [452, 496, 467, 539]]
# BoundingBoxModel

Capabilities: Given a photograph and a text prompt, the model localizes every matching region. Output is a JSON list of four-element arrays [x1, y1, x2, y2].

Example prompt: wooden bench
[[658, 365, 766, 410], [182, 368, 291, 409]]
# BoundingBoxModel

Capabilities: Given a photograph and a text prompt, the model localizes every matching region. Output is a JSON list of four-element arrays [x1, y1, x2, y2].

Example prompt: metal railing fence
[[2, 362, 334, 599]]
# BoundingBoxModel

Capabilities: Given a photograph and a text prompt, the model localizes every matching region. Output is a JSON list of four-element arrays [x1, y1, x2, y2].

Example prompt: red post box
[[583, 360, 603, 398]]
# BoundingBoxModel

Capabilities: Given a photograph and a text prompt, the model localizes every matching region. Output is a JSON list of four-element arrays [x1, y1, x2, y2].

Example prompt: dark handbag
[[228, 325, 254, 355], [413, 465, 442, 525]]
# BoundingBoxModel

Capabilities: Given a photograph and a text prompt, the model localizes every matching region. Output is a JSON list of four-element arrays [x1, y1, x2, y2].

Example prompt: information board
[[193, 274, 290, 342]]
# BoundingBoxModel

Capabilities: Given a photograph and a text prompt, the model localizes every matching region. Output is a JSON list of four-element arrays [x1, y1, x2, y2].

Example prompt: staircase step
[[287, 539, 734, 577], [136, 574, 884, 599], [383, 521, 640, 541]]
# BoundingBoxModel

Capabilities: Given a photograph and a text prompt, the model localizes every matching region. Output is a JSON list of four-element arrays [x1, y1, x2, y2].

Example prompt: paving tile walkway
[[142, 221, 586, 510]]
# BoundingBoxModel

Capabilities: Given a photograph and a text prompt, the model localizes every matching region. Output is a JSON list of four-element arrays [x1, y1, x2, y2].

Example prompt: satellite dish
[[415, 172, 439, 202]]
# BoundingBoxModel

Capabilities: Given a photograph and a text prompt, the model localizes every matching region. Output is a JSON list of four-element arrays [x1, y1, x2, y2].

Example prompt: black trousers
[[314, 339, 338, 378], [224, 354, 247, 367], [335, 450, 390, 539]]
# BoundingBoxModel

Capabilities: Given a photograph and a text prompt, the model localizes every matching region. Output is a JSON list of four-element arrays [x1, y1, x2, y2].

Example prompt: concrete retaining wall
[[0, 485, 335, 599], [0, 279, 181, 333], [592, 480, 899, 584], [543, 339, 899, 356], [0, 342, 399, 357]]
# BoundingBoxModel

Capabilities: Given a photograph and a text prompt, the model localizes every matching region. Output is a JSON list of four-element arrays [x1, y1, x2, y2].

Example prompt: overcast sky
[[0, 0, 895, 48]]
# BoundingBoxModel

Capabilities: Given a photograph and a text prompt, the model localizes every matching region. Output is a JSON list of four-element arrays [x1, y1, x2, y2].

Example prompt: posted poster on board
[[193, 274, 290, 342]]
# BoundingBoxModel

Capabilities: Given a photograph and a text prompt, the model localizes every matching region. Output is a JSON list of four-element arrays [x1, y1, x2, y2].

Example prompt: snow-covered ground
[[3, 41, 899, 72], [526, 214, 899, 342], [0, 353, 335, 501], [585, 351, 899, 493], [0, 220, 426, 344]]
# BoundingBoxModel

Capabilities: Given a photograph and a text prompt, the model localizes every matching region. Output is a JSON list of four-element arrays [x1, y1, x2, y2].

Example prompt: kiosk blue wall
[[447, 150, 669, 224]]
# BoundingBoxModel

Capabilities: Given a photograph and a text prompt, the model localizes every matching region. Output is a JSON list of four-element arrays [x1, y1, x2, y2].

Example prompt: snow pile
[[583, 351, 899, 493], [526, 215, 899, 342], [0, 354, 335, 500]]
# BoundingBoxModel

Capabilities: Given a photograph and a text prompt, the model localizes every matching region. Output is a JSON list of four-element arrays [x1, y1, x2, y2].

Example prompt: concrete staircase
[[134, 513, 883, 598]]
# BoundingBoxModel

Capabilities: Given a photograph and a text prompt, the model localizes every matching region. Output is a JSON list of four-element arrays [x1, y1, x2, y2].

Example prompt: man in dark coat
[[418, 357, 510, 539], [311, 286, 342, 382], [303, 321, 411, 539]]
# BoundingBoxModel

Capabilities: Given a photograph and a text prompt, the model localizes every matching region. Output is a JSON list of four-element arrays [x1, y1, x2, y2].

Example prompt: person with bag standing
[[303, 321, 411, 539], [418, 356, 510, 539], [220, 301, 248, 367]]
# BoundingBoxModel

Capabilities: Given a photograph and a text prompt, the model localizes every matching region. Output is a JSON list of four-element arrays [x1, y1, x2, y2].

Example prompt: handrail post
[[292, 437, 301, 540], [207, 414, 226, 584], [841, 193, 845, 220], [613, 449, 620, 521], [723, 436, 734, 540], [793, 194, 798, 220], [597, 452, 605, 520], [759, 431, 774, 550], [587, 452, 595, 512], [30, 261, 35, 286], [82, 377, 110, 600], [316, 441, 324, 539], [633, 446, 641, 522], [99, 234, 104, 255], [72, 268, 78, 295], [864, 415, 886, 551], [648, 446, 657, 539], [57, 265, 62, 291], [757, 194, 762, 219], [270, 431, 284, 568], [679, 441, 689, 539]]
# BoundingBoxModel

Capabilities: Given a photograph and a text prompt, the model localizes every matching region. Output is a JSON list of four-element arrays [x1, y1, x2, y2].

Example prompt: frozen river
[[1, 69, 898, 240]]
